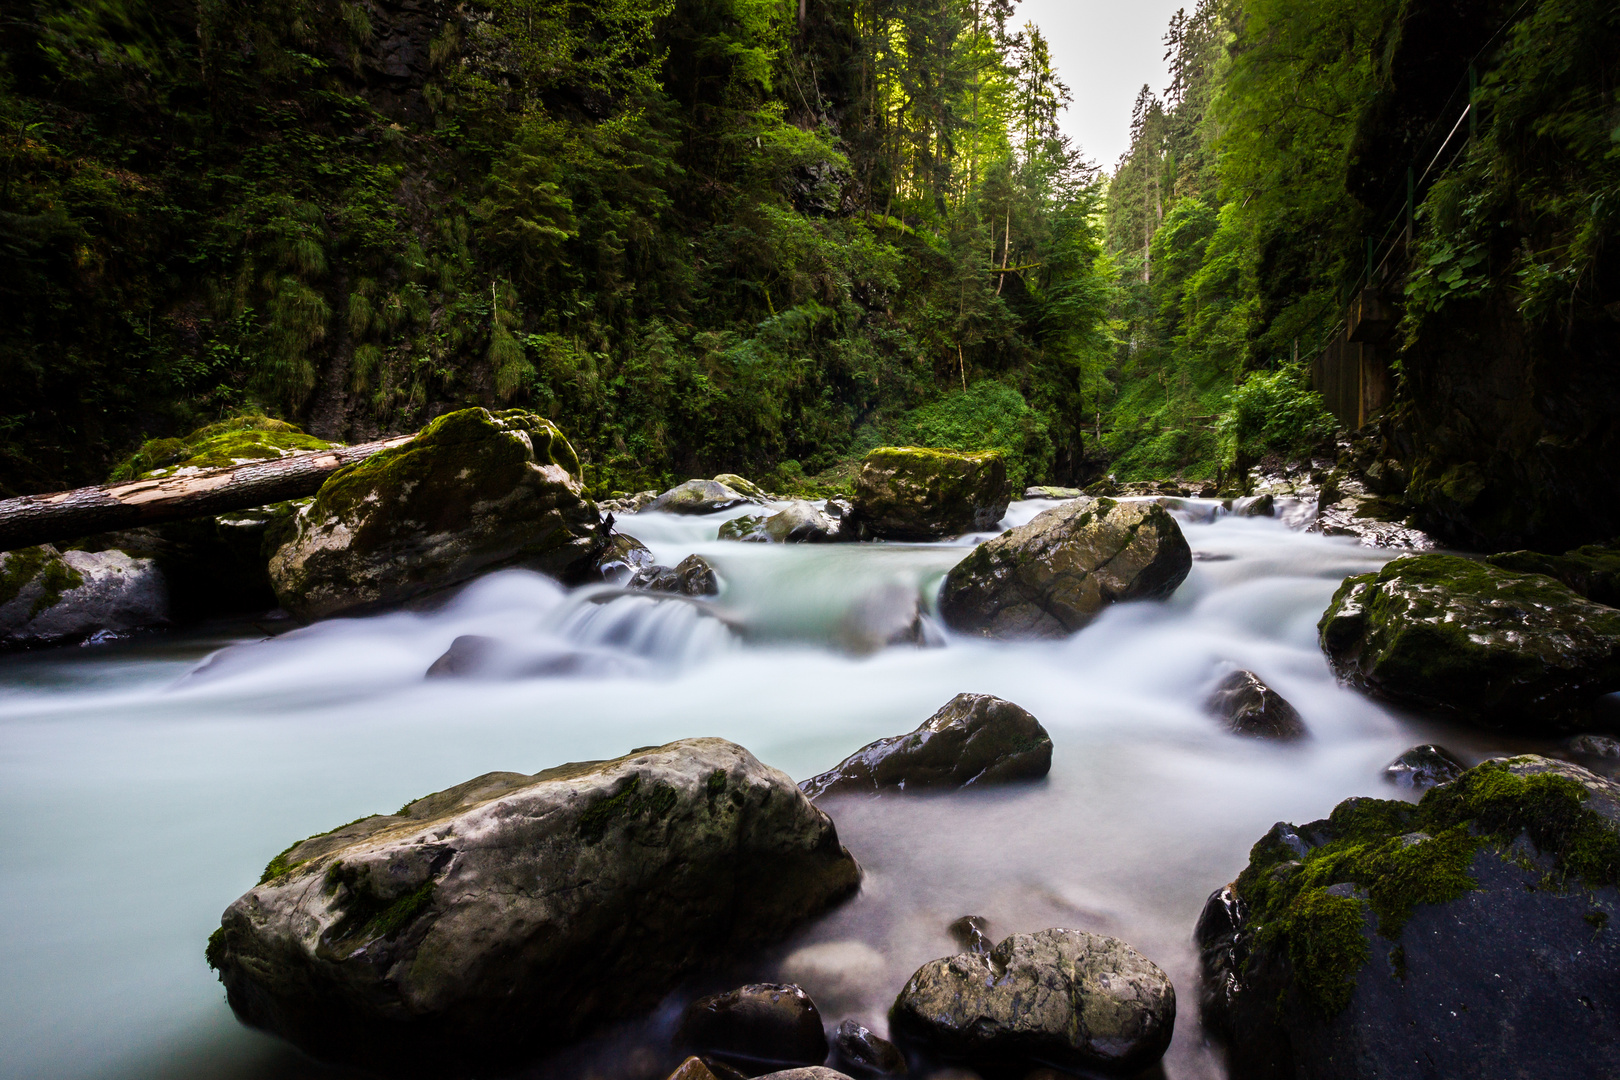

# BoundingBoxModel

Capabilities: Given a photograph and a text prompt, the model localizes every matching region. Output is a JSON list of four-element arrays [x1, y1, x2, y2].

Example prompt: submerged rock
[[423, 634, 637, 680], [1206, 670, 1307, 740], [1487, 541, 1620, 608], [800, 693, 1051, 799], [677, 983, 828, 1073], [207, 739, 860, 1072], [835, 583, 933, 655], [0, 544, 168, 647], [1318, 554, 1620, 730], [846, 447, 1010, 540], [890, 928, 1175, 1076], [1198, 755, 1620, 1080], [648, 479, 761, 515], [629, 554, 721, 596], [938, 498, 1192, 639], [268, 408, 604, 621], [593, 531, 657, 584], [829, 1020, 906, 1078], [1382, 744, 1466, 790]]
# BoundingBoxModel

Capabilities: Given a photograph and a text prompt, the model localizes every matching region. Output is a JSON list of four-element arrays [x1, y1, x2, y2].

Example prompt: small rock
[[1382, 744, 1466, 790], [630, 554, 721, 597], [594, 532, 657, 584], [0, 544, 169, 648], [1024, 486, 1083, 500], [666, 1058, 721, 1080], [765, 501, 841, 543], [948, 915, 992, 955], [677, 983, 828, 1073], [846, 447, 1010, 540], [1205, 670, 1307, 739], [713, 474, 772, 501], [1569, 734, 1620, 759], [824, 498, 853, 523], [890, 928, 1175, 1075], [719, 515, 770, 542], [647, 479, 761, 515], [829, 1020, 906, 1078], [423, 634, 635, 680], [800, 693, 1052, 799]]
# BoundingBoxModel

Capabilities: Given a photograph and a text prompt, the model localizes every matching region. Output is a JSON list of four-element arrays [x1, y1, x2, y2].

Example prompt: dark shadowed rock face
[[1206, 670, 1307, 740], [799, 693, 1051, 799], [889, 928, 1175, 1076], [938, 498, 1192, 640], [593, 531, 657, 584], [677, 983, 828, 1073], [1487, 542, 1620, 608], [1382, 744, 1465, 791], [1197, 755, 1620, 1080], [630, 554, 721, 596], [1318, 554, 1620, 731], [847, 447, 1010, 540], [207, 739, 860, 1073], [0, 544, 168, 647], [829, 1020, 906, 1078]]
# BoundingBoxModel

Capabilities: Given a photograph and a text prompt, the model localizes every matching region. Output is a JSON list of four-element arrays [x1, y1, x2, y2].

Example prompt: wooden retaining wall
[[1312, 288, 1395, 430]]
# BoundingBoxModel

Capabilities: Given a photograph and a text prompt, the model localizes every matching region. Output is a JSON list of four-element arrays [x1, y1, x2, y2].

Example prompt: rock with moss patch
[[1318, 554, 1620, 731], [1487, 541, 1620, 608], [208, 738, 861, 1072], [0, 544, 168, 647], [713, 474, 772, 501], [846, 447, 1010, 541], [938, 498, 1192, 639], [1197, 755, 1620, 1080], [647, 480, 762, 515], [890, 927, 1175, 1076], [719, 514, 770, 542], [267, 408, 604, 621], [801, 692, 1051, 799], [765, 501, 841, 543], [109, 415, 333, 481]]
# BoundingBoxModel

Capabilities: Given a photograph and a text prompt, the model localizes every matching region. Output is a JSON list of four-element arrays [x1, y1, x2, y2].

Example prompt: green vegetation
[[0, 545, 85, 616], [576, 773, 680, 843], [108, 416, 331, 481]]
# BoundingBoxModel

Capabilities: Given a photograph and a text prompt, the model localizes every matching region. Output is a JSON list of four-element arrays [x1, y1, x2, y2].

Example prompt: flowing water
[[0, 500, 1555, 1080]]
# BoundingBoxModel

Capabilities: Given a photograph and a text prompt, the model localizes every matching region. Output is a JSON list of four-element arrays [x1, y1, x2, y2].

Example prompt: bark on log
[[0, 435, 414, 553]]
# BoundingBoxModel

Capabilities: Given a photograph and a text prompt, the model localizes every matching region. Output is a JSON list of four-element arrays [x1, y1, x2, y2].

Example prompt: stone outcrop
[[890, 928, 1175, 1076], [677, 983, 828, 1073], [1197, 755, 1620, 1080], [646, 479, 762, 515], [1382, 744, 1465, 790], [800, 693, 1051, 799], [1318, 553, 1620, 730], [268, 408, 604, 621], [1487, 541, 1620, 608], [938, 498, 1192, 639], [846, 447, 1010, 540], [0, 544, 168, 647], [1206, 670, 1307, 740], [207, 739, 861, 1071]]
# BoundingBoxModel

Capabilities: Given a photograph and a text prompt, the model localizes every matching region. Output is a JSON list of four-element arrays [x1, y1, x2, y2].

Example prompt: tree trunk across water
[[0, 435, 414, 553]]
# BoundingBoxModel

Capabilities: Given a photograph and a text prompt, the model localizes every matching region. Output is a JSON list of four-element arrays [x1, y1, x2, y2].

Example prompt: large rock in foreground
[[268, 408, 603, 620], [938, 498, 1192, 639], [0, 544, 168, 647], [1318, 554, 1620, 730], [800, 692, 1052, 799], [847, 447, 1009, 540], [208, 739, 861, 1072], [1197, 755, 1620, 1080], [890, 927, 1176, 1075]]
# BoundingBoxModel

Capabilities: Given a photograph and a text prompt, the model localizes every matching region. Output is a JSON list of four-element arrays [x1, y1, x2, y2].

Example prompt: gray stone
[[0, 544, 168, 647], [765, 501, 841, 543], [801, 693, 1052, 799], [938, 498, 1192, 640], [1206, 669, 1307, 739], [647, 479, 761, 515], [593, 531, 657, 584], [207, 739, 861, 1072], [890, 928, 1175, 1075]]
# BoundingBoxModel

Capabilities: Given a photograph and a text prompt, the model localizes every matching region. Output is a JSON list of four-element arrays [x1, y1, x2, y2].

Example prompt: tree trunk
[[0, 435, 414, 553]]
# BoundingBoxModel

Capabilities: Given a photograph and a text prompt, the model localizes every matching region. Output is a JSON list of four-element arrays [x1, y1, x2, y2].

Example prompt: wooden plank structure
[[1313, 287, 1396, 430]]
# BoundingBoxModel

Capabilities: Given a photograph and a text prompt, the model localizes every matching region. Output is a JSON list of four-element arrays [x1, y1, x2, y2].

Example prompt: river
[[0, 498, 1549, 1080]]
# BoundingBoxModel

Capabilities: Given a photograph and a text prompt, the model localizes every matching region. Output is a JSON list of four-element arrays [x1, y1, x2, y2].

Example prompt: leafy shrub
[[901, 381, 1052, 489], [1216, 364, 1338, 470]]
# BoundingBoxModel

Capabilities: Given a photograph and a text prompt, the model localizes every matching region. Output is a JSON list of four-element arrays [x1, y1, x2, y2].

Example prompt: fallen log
[[0, 434, 414, 553]]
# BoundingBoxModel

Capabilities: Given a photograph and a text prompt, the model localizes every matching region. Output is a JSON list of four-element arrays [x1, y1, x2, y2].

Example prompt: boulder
[[1487, 541, 1620, 608], [1382, 744, 1465, 790], [268, 408, 604, 621], [846, 447, 1010, 541], [713, 474, 772, 501], [889, 928, 1175, 1076], [629, 554, 721, 597], [938, 498, 1192, 640], [1197, 755, 1620, 1080], [1024, 486, 1083, 500], [1318, 554, 1620, 730], [107, 414, 333, 481], [677, 983, 828, 1073], [0, 544, 168, 647], [800, 693, 1052, 799], [829, 1020, 906, 1078], [593, 531, 657, 584], [1206, 670, 1307, 740], [647, 480, 761, 515], [207, 739, 861, 1072], [765, 502, 841, 543], [719, 515, 771, 542]]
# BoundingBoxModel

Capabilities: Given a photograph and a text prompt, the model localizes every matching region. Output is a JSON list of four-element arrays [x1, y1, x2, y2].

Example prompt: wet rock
[[890, 928, 1175, 1076], [938, 498, 1192, 640], [1206, 670, 1307, 740], [830, 1020, 906, 1078], [1318, 553, 1620, 731], [719, 515, 771, 542], [0, 544, 168, 647], [1382, 744, 1466, 790], [648, 479, 762, 515], [678, 983, 828, 1073], [423, 634, 637, 680], [1024, 485, 1083, 500], [846, 447, 1010, 541], [600, 489, 659, 515], [713, 474, 773, 502], [1230, 494, 1274, 517], [824, 498, 853, 524], [208, 739, 861, 1072], [752, 1070, 856, 1080], [800, 693, 1052, 799], [667, 1058, 721, 1080], [947, 915, 992, 955], [268, 408, 604, 621], [835, 583, 932, 654], [765, 501, 841, 543], [630, 554, 721, 596], [1198, 755, 1620, 1080], [1569, 733, 1620, 759], [778, 941, 886, 1011], [1487, 541, 1620, 608], [594, 531, 657, 584]]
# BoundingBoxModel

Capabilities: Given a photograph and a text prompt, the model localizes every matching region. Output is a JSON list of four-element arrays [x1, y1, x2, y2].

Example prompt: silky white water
[[0, 501, 1547, 1080]]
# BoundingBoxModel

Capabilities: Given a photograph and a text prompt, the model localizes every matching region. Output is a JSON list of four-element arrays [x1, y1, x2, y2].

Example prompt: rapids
[[0, 499, 1553, 1080]]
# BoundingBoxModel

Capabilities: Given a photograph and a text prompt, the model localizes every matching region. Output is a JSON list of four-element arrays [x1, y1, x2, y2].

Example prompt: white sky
[[1016, 0, 1192, 172]]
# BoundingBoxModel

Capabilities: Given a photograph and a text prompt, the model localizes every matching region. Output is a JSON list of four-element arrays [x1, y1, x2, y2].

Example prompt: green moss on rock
[[849, 445, 1011, 540], [576, 774, 680, 844], [1487, 542, 1620, 608], [109, 416, 332, 481]]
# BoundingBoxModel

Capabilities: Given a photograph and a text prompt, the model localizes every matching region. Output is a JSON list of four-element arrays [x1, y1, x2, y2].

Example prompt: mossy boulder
[[268, 408, 603, 620], [847, 447, 1010, 540], [0, 544, 168, 647], [108, 415, 333, 481], [208, 739, 861, 1073], [1318, 554, 1620, 730], [1197, 755, 1620, 1079], [938, 498, 1193, 639], [712, 473, 772, 501], [1487, 541, 1620, 608], [647, 479, 762, 515]]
